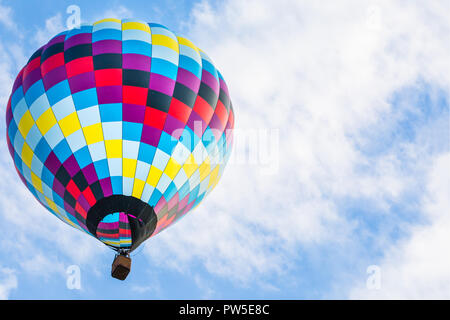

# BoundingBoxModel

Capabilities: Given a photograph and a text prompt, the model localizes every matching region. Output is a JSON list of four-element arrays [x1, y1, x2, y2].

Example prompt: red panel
[[41, 53, 65, 76], [228, 109, 235, 129], [95, 69, 122, 87], [66, 180, 81, 199], [168, 98, 191, 124], [97, 232, 119, 239], [123, 85, 148, 105], [193, 96, 214, 124], [144, 107, 167, 130], [66, 56, 94, 78], [75, 202, 87, 219], [214, 100, 228, 125], [23, 57, 41, 80], [119, 228, 132, 236], [82, 187, 96, 206]]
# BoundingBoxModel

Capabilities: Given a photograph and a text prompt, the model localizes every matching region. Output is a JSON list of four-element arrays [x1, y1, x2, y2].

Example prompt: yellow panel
[[36, 108, 57, 135], [59, 112, 81, 137], [182, 154, 198, 178], [164, 158, 181, 180], [83, 123, 104, 145], [208, 165, 220, 188], [147, 165, 163, 187], [132, 178, 145, 198], [94, 18, 121, 25], [31, 171, 43, 193], [152, 34, 179, 52], [199, 158, 211, 181], [21, 142, 33, 168], [18, 110, 35, 138], [105, 139, 122, 158], [177, 36, 200, 53], [123, 158, 137, 178], [122, 21, 151, 32], [45, 197, 58, 213]]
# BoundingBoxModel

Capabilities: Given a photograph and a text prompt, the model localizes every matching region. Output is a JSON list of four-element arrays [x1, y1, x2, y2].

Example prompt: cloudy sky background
[[0, 0, 449, 299]]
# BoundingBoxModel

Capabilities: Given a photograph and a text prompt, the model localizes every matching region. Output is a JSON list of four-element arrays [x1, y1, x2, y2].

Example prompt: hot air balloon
[[5, 19, 234, 280]]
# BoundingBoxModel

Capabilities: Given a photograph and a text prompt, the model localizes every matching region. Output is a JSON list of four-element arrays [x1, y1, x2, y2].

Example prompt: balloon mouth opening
[[96, 212, 133, 248], [86, 195, 157, 251]]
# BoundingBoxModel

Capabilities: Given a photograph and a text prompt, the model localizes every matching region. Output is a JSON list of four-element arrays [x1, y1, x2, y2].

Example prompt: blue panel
[[99, 103, 122, 122], [138, 143, 156, 163], [46, 80, 71, 106], [74, 146, 93, 169], [123, 122, 143, 141], [72, 88, 98, 110]]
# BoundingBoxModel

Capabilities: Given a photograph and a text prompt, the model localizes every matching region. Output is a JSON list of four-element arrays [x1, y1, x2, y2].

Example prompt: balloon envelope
[[5, 19, 234, 251]]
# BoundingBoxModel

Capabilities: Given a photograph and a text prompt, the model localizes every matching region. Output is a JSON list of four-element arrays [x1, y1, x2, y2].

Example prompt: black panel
[[73, 171, 88, 191], [146, 90, 172, 113], [28, 48, 43, 63], [218, 89, 230, 111], [64, 44, 92, 63], [173, 82, 197, 108], [41, 43, 64, 63], [93, 53, 122, 70], [63, 190, 76, 207], [55, 166, 71, 186], [90, 180, 104, 200], [123, 69, 150, 88], [198, 82, 218, 108]]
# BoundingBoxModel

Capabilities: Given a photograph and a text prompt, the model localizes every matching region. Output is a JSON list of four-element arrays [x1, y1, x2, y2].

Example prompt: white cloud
[[35, 13, 65, 46], [142, 0, 450, 290], [0, 267, 18, 300], [0, 0, 15, 30], [0, 43, 14, 108], [349, 153, 450, 299], [93, 5, 134, 22]]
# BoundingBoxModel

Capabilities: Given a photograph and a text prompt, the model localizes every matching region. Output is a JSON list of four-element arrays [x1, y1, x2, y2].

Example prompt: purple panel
[[201, 70, 219, 95], [123, 103, 146, 123], [82, 163, 99, 185], [97, 86, 122, 104], [100, 178, 113, 197], [52, 179, 65, 198], [123, 54, 151, 72], [64, 33, 92, 49], [186, 111, 207, 136], [68, 71, 96, 93], [141, 126, 162, 146], [45, 151, 62, 175], [64, 202, 76, 215], [43, 66, 67, 91], [63, 155, 81, 177], [208, 114, 223, 141], [176, 68, 201, 93], [93, 40, 122, 55], [219, 77, 230, 97], [163, 114, 185, 139], [149, 73, 175, 96], [23, 68, 42, 93], [47, 34, 66, 47], [77, 194, 91, 212], [98, 220, 119, 230], [12, 69, 25, 94]]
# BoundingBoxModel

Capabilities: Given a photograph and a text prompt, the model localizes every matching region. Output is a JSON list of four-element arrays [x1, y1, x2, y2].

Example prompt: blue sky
[[0, 0, 449, 299]]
